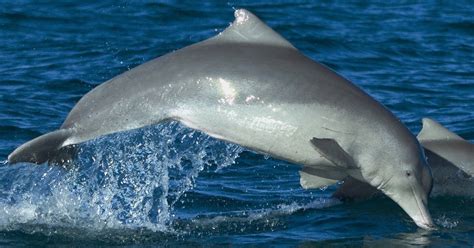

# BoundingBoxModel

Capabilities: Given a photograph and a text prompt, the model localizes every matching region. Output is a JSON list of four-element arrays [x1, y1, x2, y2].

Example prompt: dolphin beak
[[388, 185, 436, 230], [405, 195, 435, 230]]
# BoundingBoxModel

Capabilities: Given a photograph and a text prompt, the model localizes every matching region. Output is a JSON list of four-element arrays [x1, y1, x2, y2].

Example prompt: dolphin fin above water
[[299, 170, 339, 190], [310, 138, 356, 169], [299, 165, 346, 190], [299, 137, 356, 190], [418, 118, 464, 142], [418, 118, 474, 177], [207, 8, 296, 49]]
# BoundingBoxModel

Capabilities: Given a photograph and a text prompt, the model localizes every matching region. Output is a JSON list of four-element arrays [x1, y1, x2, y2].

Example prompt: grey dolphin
[[334, 118, 474, 198], [418, 118, 474, 196], [7, 9, 434, 229]]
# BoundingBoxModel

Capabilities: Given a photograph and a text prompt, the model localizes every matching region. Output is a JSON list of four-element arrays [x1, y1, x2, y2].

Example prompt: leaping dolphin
[[8, 9, 434, 229], [334, 118, 474, 198]]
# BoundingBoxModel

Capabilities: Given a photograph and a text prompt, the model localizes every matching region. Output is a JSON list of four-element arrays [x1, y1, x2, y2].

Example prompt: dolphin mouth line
[[410, 183, 434, 230]]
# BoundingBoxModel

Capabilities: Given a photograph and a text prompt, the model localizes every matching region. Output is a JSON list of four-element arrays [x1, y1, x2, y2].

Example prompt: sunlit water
[[1, 1, 473, 246]]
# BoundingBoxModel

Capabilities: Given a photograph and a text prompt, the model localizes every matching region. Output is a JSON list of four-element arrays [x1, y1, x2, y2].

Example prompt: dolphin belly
[[174, 103, 342, 168]]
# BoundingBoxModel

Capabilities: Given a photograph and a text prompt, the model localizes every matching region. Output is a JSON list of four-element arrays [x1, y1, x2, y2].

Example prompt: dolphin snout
[[405, 186, 436, 230], [416, 221, 436, 230], [412, 208, 436, 230], [383, 181, 436, 230]]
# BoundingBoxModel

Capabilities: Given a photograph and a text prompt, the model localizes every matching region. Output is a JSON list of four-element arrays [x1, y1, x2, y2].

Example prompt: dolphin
[[7, 9, 434, 229], [418, 118, 474, 196], [334, 118, 474, 199]]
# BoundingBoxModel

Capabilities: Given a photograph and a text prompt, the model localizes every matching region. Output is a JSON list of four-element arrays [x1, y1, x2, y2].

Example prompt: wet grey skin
[[335, 118, 474, 198], [8, 9, 434, 229]]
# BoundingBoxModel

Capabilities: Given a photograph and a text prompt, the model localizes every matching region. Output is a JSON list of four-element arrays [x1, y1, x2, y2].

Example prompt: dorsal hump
[[208, 9, 296, 49], [417, 118, 464, 141]]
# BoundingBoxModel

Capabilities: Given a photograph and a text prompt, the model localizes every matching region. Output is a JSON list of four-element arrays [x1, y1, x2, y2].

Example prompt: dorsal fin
[[208, 9, 295, 49], [417, 118, 464, 141]]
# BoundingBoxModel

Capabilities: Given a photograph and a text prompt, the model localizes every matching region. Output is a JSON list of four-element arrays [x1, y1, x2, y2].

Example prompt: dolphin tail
[[8, 129, 75, 165]]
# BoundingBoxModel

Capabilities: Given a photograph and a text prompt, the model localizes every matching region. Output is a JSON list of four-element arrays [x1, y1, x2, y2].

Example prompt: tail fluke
[[8, 129, 74, 164]]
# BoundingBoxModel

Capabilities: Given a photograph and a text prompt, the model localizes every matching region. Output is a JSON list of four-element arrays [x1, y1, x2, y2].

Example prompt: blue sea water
[[0, 1, 473, 246]]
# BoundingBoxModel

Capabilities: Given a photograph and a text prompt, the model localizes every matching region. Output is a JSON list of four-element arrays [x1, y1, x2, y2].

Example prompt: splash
[[435, 215, 459, 229], [0, 121, 243, 236]]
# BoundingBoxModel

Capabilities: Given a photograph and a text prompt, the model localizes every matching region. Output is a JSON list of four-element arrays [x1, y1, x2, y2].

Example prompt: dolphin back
[[8, 129, 74, 164]]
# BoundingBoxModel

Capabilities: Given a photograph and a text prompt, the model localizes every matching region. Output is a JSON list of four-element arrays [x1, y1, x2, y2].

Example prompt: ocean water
[[1, 1, 473, 246]]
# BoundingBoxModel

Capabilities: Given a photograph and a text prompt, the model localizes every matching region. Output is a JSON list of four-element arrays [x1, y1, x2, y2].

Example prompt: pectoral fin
[[298, 166, 346, 190], [310, 138, 355, 169], [299, 170, 338, 189]]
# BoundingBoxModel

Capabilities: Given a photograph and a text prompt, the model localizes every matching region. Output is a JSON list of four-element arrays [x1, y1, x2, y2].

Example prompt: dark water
[[1, 1, 473, 246]]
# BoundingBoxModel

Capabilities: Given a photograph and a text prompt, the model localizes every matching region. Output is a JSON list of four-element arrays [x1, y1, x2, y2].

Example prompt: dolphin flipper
[[299, 166, 340, 189], [299, 171, 338, 189], [299, 137, 354, 190], [8, 129, 74, 164], [310, 138, 355, 169]]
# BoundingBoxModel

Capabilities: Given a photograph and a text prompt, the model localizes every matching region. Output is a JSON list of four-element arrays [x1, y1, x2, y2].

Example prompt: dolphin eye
[[405, 171, 411, 177]]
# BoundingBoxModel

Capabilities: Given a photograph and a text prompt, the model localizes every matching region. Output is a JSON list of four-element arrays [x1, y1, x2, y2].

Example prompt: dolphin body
[[335, 118, 474, 199], [418, 118, 474, 196], [8, 9, 434, 229]]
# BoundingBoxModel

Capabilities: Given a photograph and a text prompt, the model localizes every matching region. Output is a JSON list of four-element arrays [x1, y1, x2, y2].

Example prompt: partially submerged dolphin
[[334, 118, 474, 199], [418, 118, 474, 196], [8, 9, 434, 229]]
